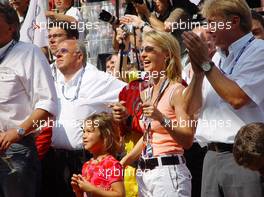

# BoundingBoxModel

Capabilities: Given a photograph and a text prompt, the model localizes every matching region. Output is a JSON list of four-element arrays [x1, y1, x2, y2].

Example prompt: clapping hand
[[71, 174, 82, 195], [182, 31, 209, 74], [71, 174, 94, 193]]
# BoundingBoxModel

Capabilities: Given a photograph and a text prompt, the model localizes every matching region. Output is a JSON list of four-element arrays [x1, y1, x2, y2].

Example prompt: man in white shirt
[[0, 3, 57, 197], [41, 39, 126, 197], [183, 0, 264, 196]]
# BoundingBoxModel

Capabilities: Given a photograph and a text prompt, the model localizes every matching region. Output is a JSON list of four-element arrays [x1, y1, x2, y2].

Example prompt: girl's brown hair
[[84, 112, 121, 156]]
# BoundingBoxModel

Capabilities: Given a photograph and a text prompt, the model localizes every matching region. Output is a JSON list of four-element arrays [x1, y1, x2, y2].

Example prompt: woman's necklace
[[91, 154, 110, 164]]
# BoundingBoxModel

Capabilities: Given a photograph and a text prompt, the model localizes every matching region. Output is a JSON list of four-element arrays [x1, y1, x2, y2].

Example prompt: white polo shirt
[[52, 67, 126, 150], [196, 33, 264, 144], [0, 41, 57, 131]]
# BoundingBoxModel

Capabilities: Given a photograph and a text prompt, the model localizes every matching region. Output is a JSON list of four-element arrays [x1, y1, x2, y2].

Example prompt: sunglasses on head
[[56, 48, 70, 55], [55, 48, 80, 56]]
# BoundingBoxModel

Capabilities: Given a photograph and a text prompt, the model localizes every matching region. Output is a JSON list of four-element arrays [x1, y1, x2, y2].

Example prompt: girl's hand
[[142, 102, 163, 121], [71, 174, 82, 195], [76, 174, 94, 192]]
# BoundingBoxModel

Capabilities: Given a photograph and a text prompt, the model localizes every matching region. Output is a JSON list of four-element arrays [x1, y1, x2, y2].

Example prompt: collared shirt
[[50, 61, 97, 82], [52, 67, 126, 150], [0, 41, 58, 131], [0, 40, 13, 56], [196, 33, 264, 145], [212, 47, 227, 69]]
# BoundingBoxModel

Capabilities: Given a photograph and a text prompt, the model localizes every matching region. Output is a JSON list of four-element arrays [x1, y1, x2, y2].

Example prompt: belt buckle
[[139, 158, 146, 170], [214, 144, 220, 152], [208, 143, 219, 152]]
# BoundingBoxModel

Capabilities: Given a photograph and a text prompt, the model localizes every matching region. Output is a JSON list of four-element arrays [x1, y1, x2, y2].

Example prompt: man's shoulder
[[14, 41, 44, 55], [251, 38, 264, 49], [16, 41, 39, 49], [10, 41, 44, 59], [244, 38, 264, 59]]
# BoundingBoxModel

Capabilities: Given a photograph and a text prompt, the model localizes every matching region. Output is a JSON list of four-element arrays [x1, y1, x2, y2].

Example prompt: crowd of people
[[0, 0, 264, 197]]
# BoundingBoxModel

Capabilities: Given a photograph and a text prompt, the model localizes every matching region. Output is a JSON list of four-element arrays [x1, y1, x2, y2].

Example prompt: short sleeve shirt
[[82, 155, 123, 191]]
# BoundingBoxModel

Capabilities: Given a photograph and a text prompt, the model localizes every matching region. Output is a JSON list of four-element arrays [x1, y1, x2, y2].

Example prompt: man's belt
[[208, 142, 233, 152]]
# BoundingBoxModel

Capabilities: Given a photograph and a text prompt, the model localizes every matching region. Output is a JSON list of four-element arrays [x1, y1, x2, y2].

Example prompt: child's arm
[[120, 136, 143, 167], [77, 175, 125, 197]]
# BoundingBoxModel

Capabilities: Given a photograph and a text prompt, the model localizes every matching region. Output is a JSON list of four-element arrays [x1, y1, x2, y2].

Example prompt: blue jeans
[[0, 135, 40, 197]]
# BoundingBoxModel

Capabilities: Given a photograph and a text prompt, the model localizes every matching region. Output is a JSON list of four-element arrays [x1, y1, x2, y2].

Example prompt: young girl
[[71, 112, 125, 197]]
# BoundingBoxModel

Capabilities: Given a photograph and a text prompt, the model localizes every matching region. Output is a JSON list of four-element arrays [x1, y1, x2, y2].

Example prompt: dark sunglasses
[[140, 46, 156, 53]]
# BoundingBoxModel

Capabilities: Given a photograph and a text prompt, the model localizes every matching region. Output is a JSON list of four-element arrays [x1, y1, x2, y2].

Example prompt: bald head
[[55, 40, 86, 81]]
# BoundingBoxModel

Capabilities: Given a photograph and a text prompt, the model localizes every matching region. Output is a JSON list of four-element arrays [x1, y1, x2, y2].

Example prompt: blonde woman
[[121, 31, 194, 197]]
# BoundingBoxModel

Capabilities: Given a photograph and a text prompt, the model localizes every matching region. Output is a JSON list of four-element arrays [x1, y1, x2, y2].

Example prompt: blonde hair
[[84, 112, 121, 156], [202, 0, 252, 33], [142, 31, 182, 83]]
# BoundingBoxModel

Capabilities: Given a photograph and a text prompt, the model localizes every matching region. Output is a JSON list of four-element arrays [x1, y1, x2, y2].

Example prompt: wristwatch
[[16, 127, 26, 137], [200, 61, 214, 72]]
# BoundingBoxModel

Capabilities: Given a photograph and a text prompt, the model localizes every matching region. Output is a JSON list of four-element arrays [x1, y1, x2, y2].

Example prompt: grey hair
[[76, 40, 87, 66]]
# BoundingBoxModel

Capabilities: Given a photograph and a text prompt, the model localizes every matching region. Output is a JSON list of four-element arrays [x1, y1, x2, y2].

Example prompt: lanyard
[[0, 40, 17, 64], [142, 78, 170, 158], [153, 78, 170, 106], [61, 68, 85, 101], [219, 36, 255, 75]]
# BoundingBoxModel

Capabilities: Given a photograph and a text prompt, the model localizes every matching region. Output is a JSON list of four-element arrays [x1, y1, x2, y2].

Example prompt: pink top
[[141, 84, 184, 156], [82, 155, 123, 191]]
